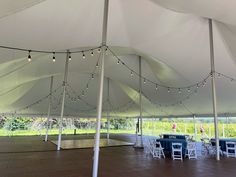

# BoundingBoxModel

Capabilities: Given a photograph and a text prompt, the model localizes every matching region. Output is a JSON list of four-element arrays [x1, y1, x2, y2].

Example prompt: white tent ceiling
[[1, 0, 236, 118]]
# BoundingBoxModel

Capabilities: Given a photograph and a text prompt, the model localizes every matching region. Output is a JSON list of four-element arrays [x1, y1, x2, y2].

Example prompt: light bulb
[[28, 50, 31, 62], [52, 52, 56, 62], [82, 52, 86, 59], [178, 88, 181, 94], [131, 71, 133, 77], [69, 53, 72, 61], [105, 48, 108, 55]]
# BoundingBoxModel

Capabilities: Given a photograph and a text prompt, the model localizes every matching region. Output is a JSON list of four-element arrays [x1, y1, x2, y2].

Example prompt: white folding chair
[[208, 140, 223, 156], [201, 138, 211, 156], [185, 142, 197, 159], [153, 141, 165, 159], [144, 137, 155, 156], [172, 143, 183, 161], [226, 142, 236, 158]]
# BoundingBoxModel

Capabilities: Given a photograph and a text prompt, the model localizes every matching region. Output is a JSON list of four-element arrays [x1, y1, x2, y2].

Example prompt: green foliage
[[0, 117, 236, 139], [4, 117, 33, 131], [110, 118, 135, 129], [0, 116, 6, 128]]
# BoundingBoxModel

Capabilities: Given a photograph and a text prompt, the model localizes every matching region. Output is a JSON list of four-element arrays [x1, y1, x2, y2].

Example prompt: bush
[[4, 117, 33, 131]]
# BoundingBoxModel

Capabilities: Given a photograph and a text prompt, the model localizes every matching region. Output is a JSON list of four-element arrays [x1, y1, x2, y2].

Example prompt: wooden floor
[[0, 134, 236, 177], [51, 139, 133, 149]]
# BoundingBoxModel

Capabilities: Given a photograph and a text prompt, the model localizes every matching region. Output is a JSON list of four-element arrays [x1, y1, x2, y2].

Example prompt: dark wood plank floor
[[0, 134, 236, 177]]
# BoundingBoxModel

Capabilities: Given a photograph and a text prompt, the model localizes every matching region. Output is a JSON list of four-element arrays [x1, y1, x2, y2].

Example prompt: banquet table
[[219, 139, 236, 152], [210, 138, 236, 152], [157, 138, 187, 155], [162, 134, 187, 140]]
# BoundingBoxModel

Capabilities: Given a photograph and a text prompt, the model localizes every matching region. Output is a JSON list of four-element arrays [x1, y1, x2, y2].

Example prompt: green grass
[[0, 129, 135, 136]]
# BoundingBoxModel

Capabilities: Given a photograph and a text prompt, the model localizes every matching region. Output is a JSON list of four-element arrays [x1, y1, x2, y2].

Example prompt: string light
[[52, 52, 56, 62], [178, 88, 181, 94], [168, 88, 170, 93], [82, 51, 86, 59], [91, 74, 94, 79], [107, 46, 212, 93], [96, 62, 99, 68], [105, 47, 108, 55], [187, 88, 190, 92], [86, 84, 89, 90], [155, 84, 158, 90], [69, 52, 72, 61], [197, 84, 199, 88], [143, 78, 146, 84], [27, 50, 31, 62], [97, 48, 101, 53], [91, 50, 94, 56], [82, 91, 85, 96], [130, 71, 133, 77], [202, 80, 206, 87]]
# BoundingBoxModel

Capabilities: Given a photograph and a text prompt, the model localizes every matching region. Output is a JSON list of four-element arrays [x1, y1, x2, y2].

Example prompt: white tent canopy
[[1, 0, 236, 118]]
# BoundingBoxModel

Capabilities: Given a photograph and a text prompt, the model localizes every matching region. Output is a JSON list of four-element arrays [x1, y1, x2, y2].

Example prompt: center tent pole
[[208, 19, 220, 160], [107, 78, 110, 140], [57, 50, 70, 151], [92, 0, 109, 176], [92, 46, 105, 177], [45, 76, 54, 142]]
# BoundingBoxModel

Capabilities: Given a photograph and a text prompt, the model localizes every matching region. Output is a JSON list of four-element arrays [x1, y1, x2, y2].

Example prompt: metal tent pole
[[135, 56, 143, 148], [135, 116, 138, 146], [73, 118, 77, 135], [92, 0, 109, 176], [45, 76, 54, 142], [184, 123, 187, 134], [107, 78, 110, 140], [92, 46, 105, 177], [193, 114, 197, 141], [226, 116, 229, 137], [57, 50, 70, 151], [222, 124, 225, 138], [208, 19, 220, 160], [139, 56, 143, 147]]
